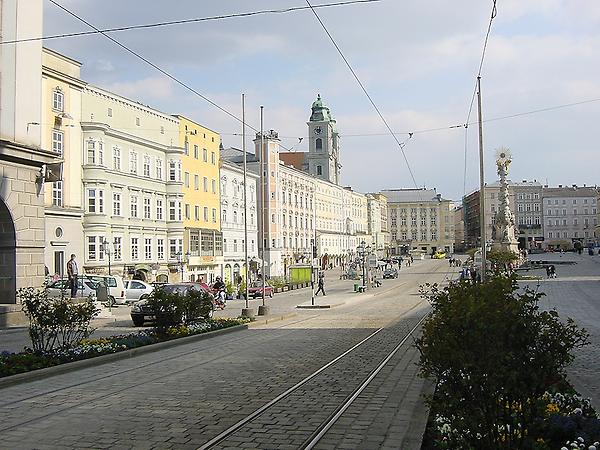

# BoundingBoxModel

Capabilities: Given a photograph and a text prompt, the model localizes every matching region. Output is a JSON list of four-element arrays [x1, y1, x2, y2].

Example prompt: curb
[[0, 323, 249, 390], [246, 312, 297, 327]]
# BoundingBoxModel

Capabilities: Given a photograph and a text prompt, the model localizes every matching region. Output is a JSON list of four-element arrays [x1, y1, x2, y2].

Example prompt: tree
[[415, 276, 588, 449]]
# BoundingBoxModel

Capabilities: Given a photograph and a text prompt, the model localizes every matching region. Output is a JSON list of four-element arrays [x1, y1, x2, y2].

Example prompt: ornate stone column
[[492, 148, 519, 253]]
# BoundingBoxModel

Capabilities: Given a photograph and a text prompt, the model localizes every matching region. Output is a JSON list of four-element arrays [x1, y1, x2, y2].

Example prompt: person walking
[[315, 272, 326, 296], [66, 254, 78, 298]]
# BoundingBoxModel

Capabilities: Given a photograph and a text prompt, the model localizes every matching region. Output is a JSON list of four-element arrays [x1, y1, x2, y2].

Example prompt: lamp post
[[101, 238, 112, 275], [176, 251, 190, 282], [366, 244, 372, 288], [357, 240, 366, 289]]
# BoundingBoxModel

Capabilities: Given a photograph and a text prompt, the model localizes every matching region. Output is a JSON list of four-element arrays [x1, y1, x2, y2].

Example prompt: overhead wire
[[2, 0, 382, 45], [303, 0, 419, 190], [462, 0, 498, 198]]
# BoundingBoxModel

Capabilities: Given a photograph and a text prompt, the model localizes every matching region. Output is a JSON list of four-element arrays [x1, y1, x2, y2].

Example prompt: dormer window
[[53, 88, 64, 112]]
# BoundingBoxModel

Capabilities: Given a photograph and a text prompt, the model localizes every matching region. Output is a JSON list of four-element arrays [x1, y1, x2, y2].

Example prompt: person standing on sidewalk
[[315, 272, 326, 296], [66, 254, 78, 298]]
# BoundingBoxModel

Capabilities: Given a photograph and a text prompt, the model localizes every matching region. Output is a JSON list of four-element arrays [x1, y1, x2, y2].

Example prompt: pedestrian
[[550, 265, 557, 278], [66, 253, 78, 298], [315, 272, 326, 296], [546, 266, 551, 278]]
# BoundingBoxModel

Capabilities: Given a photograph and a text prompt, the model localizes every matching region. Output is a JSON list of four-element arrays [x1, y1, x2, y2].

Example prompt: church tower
[[306, 94, 341, 185]]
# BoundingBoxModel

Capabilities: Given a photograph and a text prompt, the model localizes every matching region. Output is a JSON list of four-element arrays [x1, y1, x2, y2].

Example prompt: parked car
[[248, 281, 274, 299], [124, 280, 154, 304], [130, 282, 214, 327], [46, 278, 98, 300], [87, 274, 126, 306], [383, 268, 398, 279]]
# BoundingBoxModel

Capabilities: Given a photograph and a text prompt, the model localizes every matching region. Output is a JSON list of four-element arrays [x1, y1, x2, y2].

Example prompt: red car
[[248, 281, 274, 299]]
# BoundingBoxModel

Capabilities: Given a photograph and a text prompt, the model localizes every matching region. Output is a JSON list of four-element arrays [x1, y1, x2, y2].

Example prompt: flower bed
[[0, 317, 251, 379], [422, 381, 600, 450]]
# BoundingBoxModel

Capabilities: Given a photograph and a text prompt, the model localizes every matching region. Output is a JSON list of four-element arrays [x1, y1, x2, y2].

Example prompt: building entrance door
[[0, 199, 16, 303]]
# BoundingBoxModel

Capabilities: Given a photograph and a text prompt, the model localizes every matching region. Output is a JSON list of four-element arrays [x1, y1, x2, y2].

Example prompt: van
[[86, 274, 126, 306]]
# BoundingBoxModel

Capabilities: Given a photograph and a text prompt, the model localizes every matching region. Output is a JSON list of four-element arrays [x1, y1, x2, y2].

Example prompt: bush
[[18, 287, 99, 353], [147, 287, 213, 335], [270, 277, 287, 289], [415, 276, 589, 450]]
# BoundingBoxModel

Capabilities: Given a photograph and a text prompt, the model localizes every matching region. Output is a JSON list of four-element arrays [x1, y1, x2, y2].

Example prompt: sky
[[42, 0, 600, 202]]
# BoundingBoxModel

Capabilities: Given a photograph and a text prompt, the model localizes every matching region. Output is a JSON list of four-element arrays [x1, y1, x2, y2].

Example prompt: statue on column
[[492, 148, 519, 252]]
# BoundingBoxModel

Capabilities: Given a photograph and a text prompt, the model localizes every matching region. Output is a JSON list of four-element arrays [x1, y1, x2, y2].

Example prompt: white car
[[87, 274, 127, 306], [124, 280, 154, 304], [46, 278, 98, 300]]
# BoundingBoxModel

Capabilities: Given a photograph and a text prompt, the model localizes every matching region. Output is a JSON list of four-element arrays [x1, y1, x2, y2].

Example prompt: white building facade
[[80, 85, 184, 282], [220, 161, 259, 285], [383, 189, 455, 256]]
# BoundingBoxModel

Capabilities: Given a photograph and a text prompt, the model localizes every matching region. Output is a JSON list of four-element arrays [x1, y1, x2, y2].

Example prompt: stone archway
[[0, 199, 16, 303]]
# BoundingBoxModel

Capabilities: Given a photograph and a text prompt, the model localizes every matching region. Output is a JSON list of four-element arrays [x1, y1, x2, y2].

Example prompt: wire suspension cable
[[462, 0, 498, 198], [304, 0, 418, 189], [2, 0, 382, 45]]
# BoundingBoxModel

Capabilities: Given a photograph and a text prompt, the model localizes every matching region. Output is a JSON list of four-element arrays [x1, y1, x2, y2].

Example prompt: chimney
[[558, 184, 562, 188]]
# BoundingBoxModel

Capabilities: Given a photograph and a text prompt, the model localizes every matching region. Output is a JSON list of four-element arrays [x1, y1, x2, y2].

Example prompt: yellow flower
[[545, 403, 560, 414]]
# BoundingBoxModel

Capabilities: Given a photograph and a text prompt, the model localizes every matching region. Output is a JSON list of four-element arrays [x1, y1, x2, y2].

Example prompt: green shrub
[[19, 287, 99, 353], [147, 287, 214, 335], [270, 277, 287, 289], [415, 276, 588, 450]]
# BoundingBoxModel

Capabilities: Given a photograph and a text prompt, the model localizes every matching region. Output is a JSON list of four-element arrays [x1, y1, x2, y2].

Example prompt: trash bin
[[354, 283, 359, 292]]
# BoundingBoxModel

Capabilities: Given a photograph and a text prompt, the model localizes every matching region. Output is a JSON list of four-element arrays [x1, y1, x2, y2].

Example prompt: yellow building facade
[[175, 116, 223, 283]]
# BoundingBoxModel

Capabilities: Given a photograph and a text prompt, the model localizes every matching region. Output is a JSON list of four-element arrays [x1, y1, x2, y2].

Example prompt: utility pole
[[241, 94, 253, 318], [258, 106, 269, 316], [477, 76, 486, 281]]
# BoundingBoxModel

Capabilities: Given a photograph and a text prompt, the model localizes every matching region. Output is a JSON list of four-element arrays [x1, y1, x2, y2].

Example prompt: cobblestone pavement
[[0, 260, 453, 449], [521, 252, 600, 409]]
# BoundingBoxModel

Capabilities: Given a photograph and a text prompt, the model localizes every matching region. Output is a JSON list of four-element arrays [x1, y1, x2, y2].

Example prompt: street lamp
[[357, 240, 367, 289], [176, 251, 190, 282], [101, 238, 112, 275]]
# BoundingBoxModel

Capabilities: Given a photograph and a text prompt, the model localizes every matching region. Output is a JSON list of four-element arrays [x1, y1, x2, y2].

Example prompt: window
[[51, 130, 64, 155], [88, 236, 97, 260], [52, 181, 63, 207], [203, 177, 208, 192], [131, 237, 139, 260], [113, 147, 121, 171], [156, 199, 163, 220], [160, 126, 164, 135], [184, 172, 190, 188], [130, 151, 137, 174], [184, 139, 189, 156], [87, 189, 104, 213], [169, 239, 178, 259], [194, 175, 199, 190], [113, 193, 121, 216], [156, 158, 163, 179], [316, 165, 322, 176], [169, 201, 177, 221], [212, 208, 217, 223], [144, 238, 152, 260], [548, 232, 553, 239], [107, 107, 113, 117], [157, 239, 164, 260], [87, 140, 96, 164], [211, 151, 216, 165], [130, 195, 138, 218], [203, 148, 208, 162], [169, 161, 177, 181], [144, 198, 151, 219], [113, 237, 122, 261], [195, 206, 200, 221], [136, 117, 140, 127], [52, 88, 64, 111], [143, 156, 151, 177], [212, 179, 216, 193], [204, 207, 209, 222], [185, 203, 190, 220], [316, 138, 323, 150], [194, 145, 199, 159]]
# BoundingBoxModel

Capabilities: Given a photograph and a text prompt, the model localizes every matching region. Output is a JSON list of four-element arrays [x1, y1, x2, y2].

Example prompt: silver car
[[46, 278, 98, 300], [124, 280, 154, 304]]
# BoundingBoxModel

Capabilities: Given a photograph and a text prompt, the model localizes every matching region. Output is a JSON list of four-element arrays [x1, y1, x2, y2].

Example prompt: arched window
[[316, 138, 323, 150]]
